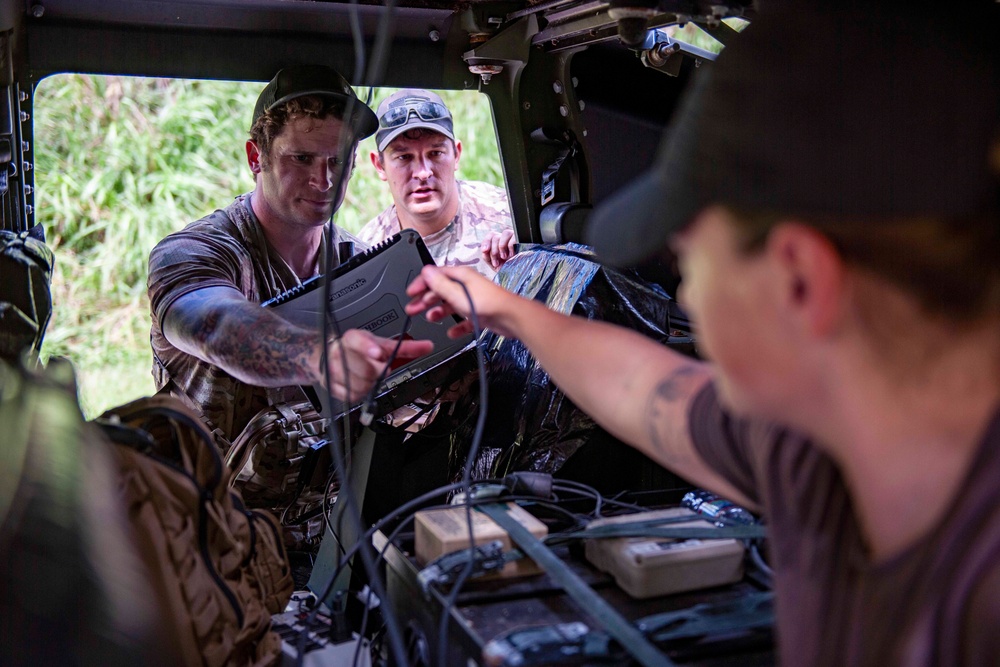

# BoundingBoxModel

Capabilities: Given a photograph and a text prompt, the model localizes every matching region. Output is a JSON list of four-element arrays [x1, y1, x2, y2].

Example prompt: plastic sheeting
[[446, 243, 695, 493]]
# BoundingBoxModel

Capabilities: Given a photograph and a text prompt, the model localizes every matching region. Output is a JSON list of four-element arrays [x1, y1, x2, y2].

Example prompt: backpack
[[225, 398, 333, 552], [1, 357, 170, 666], [98, 394, 295, 666], [0, 225, 54, 361]]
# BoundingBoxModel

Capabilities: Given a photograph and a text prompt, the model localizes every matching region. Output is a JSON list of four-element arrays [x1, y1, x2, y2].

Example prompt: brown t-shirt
[[147, 195, 363, 444], [690, 383, 1000, 666]]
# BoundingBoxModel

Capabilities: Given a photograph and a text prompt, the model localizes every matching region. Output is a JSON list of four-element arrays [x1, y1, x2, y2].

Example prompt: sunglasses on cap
[[378, 98, 451, 129]]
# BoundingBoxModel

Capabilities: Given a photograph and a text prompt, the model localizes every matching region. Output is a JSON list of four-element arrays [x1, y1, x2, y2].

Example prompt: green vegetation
[[34, 74, 502, 418]]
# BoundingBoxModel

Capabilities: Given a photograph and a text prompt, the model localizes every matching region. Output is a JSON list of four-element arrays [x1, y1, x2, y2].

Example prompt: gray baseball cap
[[375, 89, 456, 152], [586, 1, 1000, 267]]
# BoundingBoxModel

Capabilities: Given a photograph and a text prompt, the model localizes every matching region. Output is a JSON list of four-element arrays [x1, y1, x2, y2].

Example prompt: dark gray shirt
[[148, 194, 363, 443], [690, 383, 1000, 666]]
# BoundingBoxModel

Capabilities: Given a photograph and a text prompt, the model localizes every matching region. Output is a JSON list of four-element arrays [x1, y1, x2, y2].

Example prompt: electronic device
[[264, 229, 476, 419], [272, 603, 371, 667], [584, 508, 745, 599]]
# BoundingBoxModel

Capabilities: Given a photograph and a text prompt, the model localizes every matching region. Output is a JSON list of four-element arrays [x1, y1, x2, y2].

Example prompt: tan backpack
[[98, 395, 295, 666]]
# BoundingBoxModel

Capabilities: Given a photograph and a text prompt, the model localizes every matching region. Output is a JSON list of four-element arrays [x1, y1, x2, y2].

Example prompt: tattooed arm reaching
[[162, 285, 432, 404], [405, 264, 756, 510]]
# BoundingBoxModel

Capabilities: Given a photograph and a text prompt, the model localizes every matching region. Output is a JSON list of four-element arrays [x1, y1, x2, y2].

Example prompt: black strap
[[533, 128, 583, 207], [558, 521, 767, 542], [636, 591, 774, 642]]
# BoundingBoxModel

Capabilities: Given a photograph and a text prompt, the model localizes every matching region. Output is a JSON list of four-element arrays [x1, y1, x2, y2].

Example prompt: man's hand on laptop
[[319, 329, 434, 402]]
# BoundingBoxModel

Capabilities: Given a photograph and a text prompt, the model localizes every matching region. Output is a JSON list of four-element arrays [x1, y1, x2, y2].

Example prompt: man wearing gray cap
[[357, 89, 515, 279], [405, 2, 1000, 664], [148, 65, 432, 446]]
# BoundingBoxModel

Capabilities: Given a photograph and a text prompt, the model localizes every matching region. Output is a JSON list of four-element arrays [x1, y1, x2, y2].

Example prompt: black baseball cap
[[587, 1, 1000, 267], [251, 64, 378, 139]]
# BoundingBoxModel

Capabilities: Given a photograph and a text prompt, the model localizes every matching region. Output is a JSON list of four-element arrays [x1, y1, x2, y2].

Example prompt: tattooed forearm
[[644, 364, 706, 462], [165, 288, 321, 386], [209, 308, 318, 384]]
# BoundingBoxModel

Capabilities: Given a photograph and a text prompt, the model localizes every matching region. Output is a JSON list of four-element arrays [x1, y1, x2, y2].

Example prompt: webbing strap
[[562, 522, 767, 541], [636, 591, 774, 642], [479, 503, 676, 667]]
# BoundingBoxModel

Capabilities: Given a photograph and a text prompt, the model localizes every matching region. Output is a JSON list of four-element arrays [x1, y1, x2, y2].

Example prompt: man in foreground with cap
[[147, 65, 433, 445], [405, 2, 1000, 663], [357, 89, 515, 279]]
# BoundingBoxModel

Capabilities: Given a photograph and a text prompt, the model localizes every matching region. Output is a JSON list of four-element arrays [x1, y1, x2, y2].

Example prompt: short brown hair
[[728, 208, 1000, 323], [249, 95, 350, 166]]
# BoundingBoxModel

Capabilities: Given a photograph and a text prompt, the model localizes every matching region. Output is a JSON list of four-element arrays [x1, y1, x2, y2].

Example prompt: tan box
[[414, 503, 548, 579], [584, 508, 745, 599]]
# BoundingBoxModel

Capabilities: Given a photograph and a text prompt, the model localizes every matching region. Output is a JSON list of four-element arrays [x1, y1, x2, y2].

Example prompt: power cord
[[294, 0, 405, 661], [358, 312, 413, 426], [436, 276, 489, 667]]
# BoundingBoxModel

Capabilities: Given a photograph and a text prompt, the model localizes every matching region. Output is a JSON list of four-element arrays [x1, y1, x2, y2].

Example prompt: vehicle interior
[[2, 0, 750, 248], [0, 1, 770, 665]]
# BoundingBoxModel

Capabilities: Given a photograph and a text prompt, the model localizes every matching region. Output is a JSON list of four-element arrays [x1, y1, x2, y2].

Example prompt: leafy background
[[34, 74, 502, 417]]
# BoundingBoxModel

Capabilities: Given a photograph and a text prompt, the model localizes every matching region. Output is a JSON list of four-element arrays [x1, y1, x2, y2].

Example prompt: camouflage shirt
[[356, 180, 513, 280], [147, 194, 364, 445]]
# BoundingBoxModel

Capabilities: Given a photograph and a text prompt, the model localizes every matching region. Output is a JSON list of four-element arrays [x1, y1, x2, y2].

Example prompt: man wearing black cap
[[147, 65, 433, 446], [357, 89, 516, 279], [405, 2, 1000, 664]]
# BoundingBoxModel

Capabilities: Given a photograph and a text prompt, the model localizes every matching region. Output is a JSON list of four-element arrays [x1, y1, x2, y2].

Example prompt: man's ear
[[453, 139, 462, 168], [246, 140, 263, 176], [766, 222, 846, 338], [370, 150, 389, 182]]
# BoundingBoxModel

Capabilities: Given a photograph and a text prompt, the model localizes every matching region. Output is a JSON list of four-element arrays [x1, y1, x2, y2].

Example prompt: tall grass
[[34, 74, 501, 417]]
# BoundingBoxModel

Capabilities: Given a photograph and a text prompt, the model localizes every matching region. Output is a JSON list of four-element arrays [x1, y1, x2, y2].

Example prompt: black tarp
[[445, 243, 696, 494]]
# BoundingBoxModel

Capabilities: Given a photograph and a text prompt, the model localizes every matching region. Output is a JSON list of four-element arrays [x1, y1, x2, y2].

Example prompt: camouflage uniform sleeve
[[447, 180, 514, 279], [355, 205, 400, 247], [459, 180, 513, 234]]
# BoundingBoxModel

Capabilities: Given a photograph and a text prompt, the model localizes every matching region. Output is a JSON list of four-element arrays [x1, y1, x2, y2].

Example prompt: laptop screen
[[264, 229, 476, 419]]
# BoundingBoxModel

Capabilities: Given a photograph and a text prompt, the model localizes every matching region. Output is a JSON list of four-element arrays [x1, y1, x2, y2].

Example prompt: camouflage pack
[[226, 400, 335, 551]]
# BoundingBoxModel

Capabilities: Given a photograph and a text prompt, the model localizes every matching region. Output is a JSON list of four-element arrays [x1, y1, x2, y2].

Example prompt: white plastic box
[[584, 508, 745, 599]]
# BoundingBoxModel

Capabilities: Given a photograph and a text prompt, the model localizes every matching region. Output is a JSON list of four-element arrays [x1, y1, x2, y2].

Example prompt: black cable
[[297, 168, 354, 667], [295, 77, 357, 667], [350, 497, 461, 667], [348, 0, 366, 94], [347, 492, 468, 667], [358, 312, 413, 426], [324, 0, 414, 659], [320, 482, 468, 601], [331, 0, 416, 654], [551, 481, 605, 518], [435, 277, 489, 667], [601, 491, 652, 514], [499, 495, 589, 531], [749, 542, 774, 580], [367, 0, 398, 89], [331, 485, 576, 581], [295, 0, 407, 660], [553, 479, 652, 518]]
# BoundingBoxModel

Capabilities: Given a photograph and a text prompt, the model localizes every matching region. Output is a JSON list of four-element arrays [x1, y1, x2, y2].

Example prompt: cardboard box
[[414, 503, 548, 579]]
